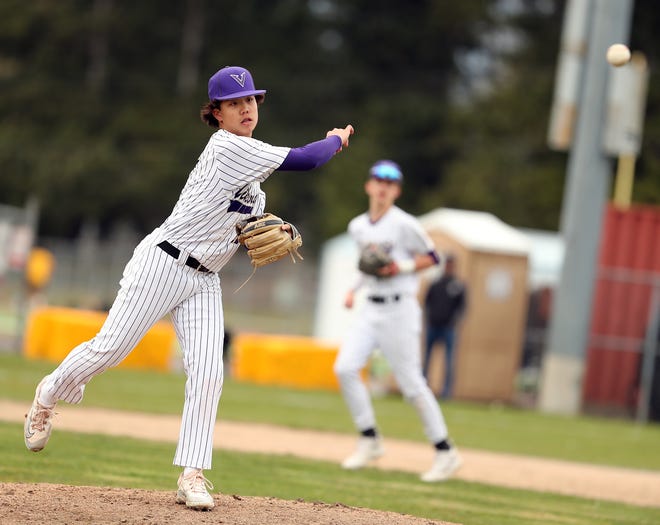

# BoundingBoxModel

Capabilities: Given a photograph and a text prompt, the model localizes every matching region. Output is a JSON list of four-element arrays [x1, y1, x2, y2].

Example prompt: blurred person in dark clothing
[[423, 253, 467, 399]]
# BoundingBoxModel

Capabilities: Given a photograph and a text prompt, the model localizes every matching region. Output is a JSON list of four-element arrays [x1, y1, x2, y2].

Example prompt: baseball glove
[[358, 244, 393, 277], [236, 213, 303, 268]]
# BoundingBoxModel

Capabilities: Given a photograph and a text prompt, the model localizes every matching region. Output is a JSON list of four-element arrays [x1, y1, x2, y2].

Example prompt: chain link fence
[[2, 221, 319, 354]]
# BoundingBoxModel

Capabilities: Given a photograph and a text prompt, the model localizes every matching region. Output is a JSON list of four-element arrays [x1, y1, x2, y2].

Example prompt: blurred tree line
[[1, 0, 659, 248]]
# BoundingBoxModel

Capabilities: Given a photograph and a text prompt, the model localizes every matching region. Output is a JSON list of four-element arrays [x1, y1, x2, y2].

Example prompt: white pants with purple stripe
[[41, 230, 224, 470]]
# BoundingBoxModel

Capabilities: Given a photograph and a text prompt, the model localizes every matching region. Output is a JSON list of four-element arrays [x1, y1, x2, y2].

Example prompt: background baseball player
[[333, 160, 461, 482], [24, 65, 354, 511]]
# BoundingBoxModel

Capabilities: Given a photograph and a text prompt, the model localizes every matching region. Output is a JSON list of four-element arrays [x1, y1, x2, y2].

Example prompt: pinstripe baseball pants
[[41, 230, 224, 469]]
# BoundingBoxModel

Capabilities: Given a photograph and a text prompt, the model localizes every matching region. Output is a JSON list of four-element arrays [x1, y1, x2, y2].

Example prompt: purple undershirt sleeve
[[277, 136, 342, 171]]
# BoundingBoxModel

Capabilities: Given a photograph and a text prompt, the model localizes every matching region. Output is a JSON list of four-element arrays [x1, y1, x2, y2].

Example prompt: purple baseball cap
[[208, 66, 266, 101], [369, 160, 403, 183]]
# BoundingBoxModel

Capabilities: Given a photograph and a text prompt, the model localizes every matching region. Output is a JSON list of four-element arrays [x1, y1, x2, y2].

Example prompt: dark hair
[[200, 95, 266, 129], [200, 100, 222, 128]]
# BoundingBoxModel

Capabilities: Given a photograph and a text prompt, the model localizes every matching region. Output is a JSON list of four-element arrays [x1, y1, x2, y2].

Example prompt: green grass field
[[2, 353, 660, 524]]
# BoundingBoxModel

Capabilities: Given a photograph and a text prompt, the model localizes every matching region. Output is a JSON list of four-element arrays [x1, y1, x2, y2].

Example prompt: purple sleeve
[[277, 136, 342, 171]]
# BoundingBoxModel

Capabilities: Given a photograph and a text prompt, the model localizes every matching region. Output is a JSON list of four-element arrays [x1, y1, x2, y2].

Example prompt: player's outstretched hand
[[327, 125, 355, 152]]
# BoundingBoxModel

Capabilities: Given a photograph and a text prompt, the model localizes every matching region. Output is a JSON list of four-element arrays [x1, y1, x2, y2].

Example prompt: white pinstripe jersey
[[349, 205, 435, 296], [159, 129, 290, 272]]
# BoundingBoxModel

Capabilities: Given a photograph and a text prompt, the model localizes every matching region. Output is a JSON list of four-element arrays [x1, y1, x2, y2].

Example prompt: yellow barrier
[[231, 332, 342, 391], [23, 307, 176, 372]]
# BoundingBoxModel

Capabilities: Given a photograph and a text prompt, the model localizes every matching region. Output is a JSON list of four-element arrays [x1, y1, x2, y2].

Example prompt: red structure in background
[[583, 204, 660, 414]]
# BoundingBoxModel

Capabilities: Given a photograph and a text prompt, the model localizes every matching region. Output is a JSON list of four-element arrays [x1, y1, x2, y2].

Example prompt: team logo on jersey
[[363, 241, 393, 254], [228, 200, 253, 214], [228, 185, 256, 214], [230, 72, 247, 88]]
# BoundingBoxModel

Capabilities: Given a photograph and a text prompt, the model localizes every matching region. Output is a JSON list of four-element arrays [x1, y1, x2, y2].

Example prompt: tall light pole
[[539, 0, 635, 414]]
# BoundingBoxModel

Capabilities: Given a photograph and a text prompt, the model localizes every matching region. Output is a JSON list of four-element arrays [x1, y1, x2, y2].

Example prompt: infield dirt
[[0, 483, 452, 525]]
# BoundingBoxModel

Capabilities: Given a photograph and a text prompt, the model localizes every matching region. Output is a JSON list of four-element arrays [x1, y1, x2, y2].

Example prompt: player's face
[[213, 96, 260, 137], [365, 178, 401, 206]]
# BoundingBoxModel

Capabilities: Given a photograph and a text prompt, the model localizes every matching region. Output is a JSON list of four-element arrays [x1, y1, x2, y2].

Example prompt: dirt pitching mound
[[0, 483, 453, 525]]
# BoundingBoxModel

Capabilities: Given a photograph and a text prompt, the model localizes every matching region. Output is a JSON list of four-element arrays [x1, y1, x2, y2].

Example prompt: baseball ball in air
[[606, 44, 631, 67]]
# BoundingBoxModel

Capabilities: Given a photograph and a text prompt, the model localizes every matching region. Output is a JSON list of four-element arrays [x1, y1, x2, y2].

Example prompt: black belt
[[157, 241, 211, 273], [368, 294, 401, 304]]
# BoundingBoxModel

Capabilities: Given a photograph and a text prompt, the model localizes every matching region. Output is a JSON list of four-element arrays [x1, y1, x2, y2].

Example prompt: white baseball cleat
[[341, 436, 385, 470], [176, 469, 215, 510], [24, 376, 56, 452], [420, 448, 462, 482]]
